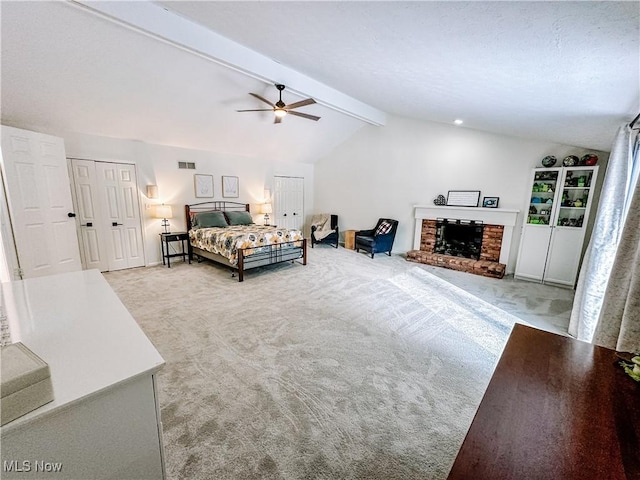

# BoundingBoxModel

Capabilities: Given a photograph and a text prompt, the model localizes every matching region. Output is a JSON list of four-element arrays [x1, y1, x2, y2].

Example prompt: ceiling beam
[[69, 1, 386, 126]]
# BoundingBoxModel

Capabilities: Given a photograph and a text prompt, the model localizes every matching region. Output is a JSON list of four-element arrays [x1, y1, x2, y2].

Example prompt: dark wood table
[[448, 323, 640, 480], [159, 232, 190, 268]]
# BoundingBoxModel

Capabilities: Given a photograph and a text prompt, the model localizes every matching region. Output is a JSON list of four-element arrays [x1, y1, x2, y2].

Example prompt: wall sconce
[[153, 204, 173, 234], [146, 185, 158, 199]]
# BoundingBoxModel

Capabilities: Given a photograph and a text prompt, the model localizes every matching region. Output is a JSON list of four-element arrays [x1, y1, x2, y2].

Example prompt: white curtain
[[593, 170, 640, 352], [568, 125, 640, 344]]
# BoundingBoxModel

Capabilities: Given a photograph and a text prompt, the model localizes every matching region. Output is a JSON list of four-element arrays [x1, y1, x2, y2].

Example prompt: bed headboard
[[185, 201, 250, 230]]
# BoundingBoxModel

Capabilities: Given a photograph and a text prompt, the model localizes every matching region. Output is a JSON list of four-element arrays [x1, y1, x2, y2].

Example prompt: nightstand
[[159, 232, 190, 268]]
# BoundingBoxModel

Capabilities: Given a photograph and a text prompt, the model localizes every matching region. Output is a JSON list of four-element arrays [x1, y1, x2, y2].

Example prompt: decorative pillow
[[195, 211, 228, 228], [375, 221, 393, 236], [190, 212, 199, 228], [225, 211, 254, 226]]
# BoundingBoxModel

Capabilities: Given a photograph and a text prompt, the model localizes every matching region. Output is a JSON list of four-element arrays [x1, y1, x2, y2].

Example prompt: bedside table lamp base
[[154, 204, 173, 235], [260, 203, 272, 226]]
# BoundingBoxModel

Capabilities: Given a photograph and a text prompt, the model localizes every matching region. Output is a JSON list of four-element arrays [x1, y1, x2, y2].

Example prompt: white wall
[[62, 132, 314, 266], [314, 115, 609, 272]]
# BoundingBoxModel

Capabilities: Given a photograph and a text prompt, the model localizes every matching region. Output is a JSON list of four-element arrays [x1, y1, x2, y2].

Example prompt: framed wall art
[[482, 196, 500, 208], [446, 190, 481, 207], [222, 176, 239, 198], [194, 174, 214, 198]]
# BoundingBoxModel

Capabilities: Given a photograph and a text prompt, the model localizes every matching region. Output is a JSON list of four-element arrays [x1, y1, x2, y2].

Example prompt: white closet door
[[95, 162, 145, 271], [1, 126, 81, 278], [273, 176, 304, 230], [70, 159, 108, 271]]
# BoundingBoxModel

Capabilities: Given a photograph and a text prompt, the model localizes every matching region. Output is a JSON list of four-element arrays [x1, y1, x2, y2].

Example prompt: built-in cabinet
[[515, 166, 599, 287]]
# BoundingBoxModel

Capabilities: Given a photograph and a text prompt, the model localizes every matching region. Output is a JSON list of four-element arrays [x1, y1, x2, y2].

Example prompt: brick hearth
[[407, 219, 506, 279]]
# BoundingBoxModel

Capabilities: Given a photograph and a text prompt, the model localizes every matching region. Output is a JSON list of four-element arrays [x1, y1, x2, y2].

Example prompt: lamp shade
[[154, 204, 173, 219], [262, 203, 272, 214]]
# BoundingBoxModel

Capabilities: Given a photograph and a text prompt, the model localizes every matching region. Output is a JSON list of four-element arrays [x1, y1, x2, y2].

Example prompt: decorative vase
[[582, 154, 598, 166]]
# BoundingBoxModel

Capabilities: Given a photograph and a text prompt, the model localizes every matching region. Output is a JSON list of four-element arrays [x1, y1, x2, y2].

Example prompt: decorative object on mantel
[[562, 155, 579, 167], [541, 155, 557, 167], [446, 190, 481, 207], [581, 153, 599, 166], [617, 352, 640, 382], [482, 197, 499, 208], [433, 194, 446, 206]]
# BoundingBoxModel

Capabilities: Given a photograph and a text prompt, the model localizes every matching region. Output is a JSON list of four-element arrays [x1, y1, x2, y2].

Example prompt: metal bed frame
[[185, 201, 307, 282]]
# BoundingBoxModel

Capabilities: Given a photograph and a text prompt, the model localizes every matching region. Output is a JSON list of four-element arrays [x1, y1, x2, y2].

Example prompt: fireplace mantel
[[413, 205, 520, 267]]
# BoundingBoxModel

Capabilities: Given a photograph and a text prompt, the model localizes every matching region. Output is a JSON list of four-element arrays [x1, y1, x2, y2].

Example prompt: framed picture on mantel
[[483, 196, 500, 208], [446, 190, 481, 207]]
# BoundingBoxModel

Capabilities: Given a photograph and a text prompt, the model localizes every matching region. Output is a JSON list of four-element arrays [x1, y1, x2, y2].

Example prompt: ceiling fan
[[237, 84, 320, 124]]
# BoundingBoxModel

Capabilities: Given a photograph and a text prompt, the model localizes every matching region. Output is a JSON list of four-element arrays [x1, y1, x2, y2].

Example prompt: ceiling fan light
[[274, 108, 287, 118]]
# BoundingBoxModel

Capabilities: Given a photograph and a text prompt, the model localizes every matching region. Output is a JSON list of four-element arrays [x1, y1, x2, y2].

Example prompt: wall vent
[[178, 161, 196, 170]]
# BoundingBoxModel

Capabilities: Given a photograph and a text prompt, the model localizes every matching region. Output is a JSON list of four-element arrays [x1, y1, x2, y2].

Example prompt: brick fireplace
[[407, 205, 520, 279]]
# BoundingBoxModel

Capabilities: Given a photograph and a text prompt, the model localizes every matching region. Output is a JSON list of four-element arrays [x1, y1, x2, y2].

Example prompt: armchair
[[355, 218, 398, 258], [311, 214, 339, 248]]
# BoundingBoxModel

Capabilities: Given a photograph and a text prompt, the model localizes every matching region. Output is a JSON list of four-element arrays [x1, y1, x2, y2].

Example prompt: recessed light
[[454, 119, 464, 125]]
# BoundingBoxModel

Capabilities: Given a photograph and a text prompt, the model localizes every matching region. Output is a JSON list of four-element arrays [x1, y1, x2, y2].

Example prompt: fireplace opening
[[434, 219, 484, 259]]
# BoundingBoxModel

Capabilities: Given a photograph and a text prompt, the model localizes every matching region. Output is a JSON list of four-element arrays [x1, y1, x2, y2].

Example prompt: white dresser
[[1, 270, 166, 479]]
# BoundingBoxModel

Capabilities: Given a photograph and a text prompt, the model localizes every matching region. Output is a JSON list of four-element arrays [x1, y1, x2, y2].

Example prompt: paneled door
[[1, 126, 82, 278], [273, 176, 304, 230], [70, 159, 108, 271], [71, 160, 144, 271]]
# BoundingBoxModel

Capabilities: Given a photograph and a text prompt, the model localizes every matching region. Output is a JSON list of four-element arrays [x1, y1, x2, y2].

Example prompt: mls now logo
[[3, 460, 63, 473]]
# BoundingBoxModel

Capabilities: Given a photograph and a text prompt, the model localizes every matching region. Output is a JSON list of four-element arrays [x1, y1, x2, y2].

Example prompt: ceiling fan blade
[[274, 115, 283, 124], [284, 98, 316, 110], [288, 111, 321, 121], [249, 93, 275, 107], [236, 109, 274, 112]]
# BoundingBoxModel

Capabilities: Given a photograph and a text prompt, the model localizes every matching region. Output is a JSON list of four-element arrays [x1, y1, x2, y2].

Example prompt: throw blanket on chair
[[311, 213, 335, 241]]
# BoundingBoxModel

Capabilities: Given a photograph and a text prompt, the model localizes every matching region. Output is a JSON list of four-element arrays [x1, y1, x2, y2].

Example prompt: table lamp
[[154, 204, 173, 234], [261, 203, 272, 226]]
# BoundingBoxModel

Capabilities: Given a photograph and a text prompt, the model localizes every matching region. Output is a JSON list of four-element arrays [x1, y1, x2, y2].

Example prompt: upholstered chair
[[311, 214, 339, 248], [355, 218, 399, 258]]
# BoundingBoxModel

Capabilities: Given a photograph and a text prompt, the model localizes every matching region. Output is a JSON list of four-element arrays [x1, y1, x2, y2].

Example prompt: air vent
[[178, 161, 196, 170]]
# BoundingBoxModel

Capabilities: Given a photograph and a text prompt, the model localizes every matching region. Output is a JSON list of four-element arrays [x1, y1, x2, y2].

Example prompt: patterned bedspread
[[189, 225, 304, 266]]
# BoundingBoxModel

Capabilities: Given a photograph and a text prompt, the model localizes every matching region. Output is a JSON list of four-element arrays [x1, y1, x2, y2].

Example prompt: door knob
[[293, 212, 297, 216], [283, 213, 287, 216], [112, 222, 123, 227], [68, 212, 76, 217], [82, 222, 93, 227]]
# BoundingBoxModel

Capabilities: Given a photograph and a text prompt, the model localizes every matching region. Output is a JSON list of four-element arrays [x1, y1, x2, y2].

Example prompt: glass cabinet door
[[556, 168, 595, 228], [527, 169, 560, 225]]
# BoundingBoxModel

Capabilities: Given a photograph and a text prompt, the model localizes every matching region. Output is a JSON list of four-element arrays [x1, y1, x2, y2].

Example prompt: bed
[[185, 201, 307, 282]]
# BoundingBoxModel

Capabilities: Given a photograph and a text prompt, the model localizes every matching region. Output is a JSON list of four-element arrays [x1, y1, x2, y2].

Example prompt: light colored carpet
[[105, 247, 535, 479]]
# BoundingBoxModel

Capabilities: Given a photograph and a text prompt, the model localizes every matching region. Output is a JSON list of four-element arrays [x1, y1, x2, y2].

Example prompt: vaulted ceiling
[[1, 1, 638, 163]]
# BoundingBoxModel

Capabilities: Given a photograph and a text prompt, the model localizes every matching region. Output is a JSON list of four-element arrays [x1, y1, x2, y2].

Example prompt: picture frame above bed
[[222, 176, 239, 198], [194, 174, 214, 198]]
